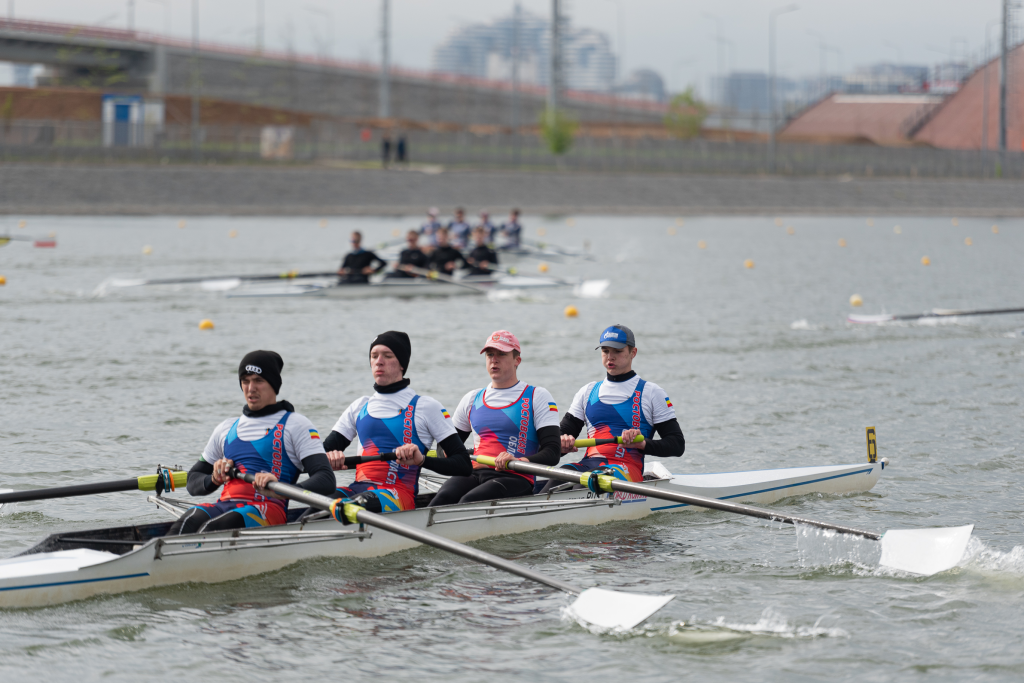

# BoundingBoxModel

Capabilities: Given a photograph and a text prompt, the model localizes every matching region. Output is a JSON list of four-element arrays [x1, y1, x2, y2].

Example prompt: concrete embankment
[[2, 163, 1023, 216]]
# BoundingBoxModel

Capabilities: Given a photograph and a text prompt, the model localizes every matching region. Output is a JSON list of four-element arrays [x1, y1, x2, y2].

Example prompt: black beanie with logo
[[369, 331, 411, 375], [238, 350, 283, 393]]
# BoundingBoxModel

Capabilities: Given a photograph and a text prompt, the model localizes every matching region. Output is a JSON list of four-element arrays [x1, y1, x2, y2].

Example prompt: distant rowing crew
[[337, 208, 525, 284], [169, 323, 685, 537]]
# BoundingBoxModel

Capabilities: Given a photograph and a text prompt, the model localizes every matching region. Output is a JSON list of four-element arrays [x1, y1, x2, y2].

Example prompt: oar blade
[[567, 587, 674, 632], [200, 278, 243, 291], [847, 313, 896, 324], [879, 524, 974, 576]]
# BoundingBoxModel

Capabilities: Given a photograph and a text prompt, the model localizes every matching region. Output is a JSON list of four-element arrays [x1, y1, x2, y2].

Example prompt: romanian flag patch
[[309, 429, 320, 440], [441, 409, 451, 419], [664, 397, 673, 408], [548, 402, 558, 412]]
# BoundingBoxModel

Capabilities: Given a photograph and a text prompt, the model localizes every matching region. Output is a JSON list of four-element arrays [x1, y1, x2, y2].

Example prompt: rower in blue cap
[[543, 324, 685, 491]]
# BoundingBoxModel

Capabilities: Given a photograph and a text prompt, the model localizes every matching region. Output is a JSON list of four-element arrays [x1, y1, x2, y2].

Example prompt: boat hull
[[0, 462, 881, 608]]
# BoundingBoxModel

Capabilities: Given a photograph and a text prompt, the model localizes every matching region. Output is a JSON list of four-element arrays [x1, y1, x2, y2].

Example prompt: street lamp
[[983, 17, 1000, 151], [149, 0, 170, 35], [769, 3, 798, 174], [379, 0, 390, 119], [603, 0, 624, 91]]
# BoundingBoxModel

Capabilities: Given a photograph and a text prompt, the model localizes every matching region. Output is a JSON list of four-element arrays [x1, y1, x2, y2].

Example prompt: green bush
[[664, 88, 708, 140], [540, 108, 578, 155]]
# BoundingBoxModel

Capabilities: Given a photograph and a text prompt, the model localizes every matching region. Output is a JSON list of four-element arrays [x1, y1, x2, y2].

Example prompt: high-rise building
[[432, 10, 620, 94]]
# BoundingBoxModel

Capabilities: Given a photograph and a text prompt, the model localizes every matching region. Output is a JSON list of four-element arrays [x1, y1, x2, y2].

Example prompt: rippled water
[[0, 214, 1022, 681]]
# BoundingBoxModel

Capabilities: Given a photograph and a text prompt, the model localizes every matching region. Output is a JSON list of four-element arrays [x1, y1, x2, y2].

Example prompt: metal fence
[[1, 119, 1022, 180]]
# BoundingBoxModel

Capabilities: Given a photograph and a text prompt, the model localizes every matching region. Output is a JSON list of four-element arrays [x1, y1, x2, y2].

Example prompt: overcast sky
[[3, 0, 1011, 93]]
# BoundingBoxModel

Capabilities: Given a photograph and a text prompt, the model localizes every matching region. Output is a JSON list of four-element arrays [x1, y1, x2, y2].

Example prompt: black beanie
[[369, 331, 411, 375], [239, 350, 283, 394]]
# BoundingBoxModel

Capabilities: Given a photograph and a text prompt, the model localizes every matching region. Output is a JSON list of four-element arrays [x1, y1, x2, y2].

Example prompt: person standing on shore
[[381, 134, 392, 168], [338, 231, 386, 284]]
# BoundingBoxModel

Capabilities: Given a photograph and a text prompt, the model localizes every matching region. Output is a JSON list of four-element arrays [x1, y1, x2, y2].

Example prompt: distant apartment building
[[842, 63, 928, 93], [433, 10, 639, 96]]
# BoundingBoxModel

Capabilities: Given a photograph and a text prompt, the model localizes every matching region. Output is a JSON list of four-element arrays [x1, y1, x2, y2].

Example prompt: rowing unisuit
[[169, 350, 336, 535], [552, 324, 685, 487], [324, 331, 471, 512], [429, 330, 561, 505]]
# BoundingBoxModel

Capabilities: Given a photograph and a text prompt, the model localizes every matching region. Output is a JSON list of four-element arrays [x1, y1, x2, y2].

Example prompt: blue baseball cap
[[596, 324, 635, 350]]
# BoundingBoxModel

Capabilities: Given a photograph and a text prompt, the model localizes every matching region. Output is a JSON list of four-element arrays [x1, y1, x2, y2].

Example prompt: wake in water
[[793, 523, 881, 574], [661, 608, 848, 645], [960, 537, 1024, 576]]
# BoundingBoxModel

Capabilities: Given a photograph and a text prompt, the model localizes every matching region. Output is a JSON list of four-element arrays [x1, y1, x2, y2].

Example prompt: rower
[[338, 231, 386, 284], [429, 330, 561, 506], [447, 206, 473, 250], [465, 227, 499, 276], [168, 351, 336, 535], [500, 208, 523, 250], [477, 209, 499, 245], [427, 227, 466, 276], [388, 229, 430, 279], [324, 331, 471, 512], [544, 324, 684, 491], [419, 207, 442, 249]]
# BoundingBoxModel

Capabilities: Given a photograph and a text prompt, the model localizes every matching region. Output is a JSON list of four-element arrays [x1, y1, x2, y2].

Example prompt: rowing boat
[[0, 460, 881, 608]]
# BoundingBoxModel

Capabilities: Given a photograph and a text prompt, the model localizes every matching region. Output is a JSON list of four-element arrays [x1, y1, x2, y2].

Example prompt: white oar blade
[[200, 278, 242, 291], [879, 524, 974, 576], [574, 279, 610, 299], [567, 587, 674, 632], [847, 313, 895, 324]]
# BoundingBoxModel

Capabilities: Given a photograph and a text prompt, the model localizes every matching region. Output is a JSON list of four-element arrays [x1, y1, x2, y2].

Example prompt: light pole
[[149, 0, 170, 35], [547, 0, 562, 125], [702, 13, 725, 107], [379, 0, 390, 119], [191, 0, 200, 161], [983, 18, 1001, 152], [769, 3, 798, 174], [999, 0, 1008, 154], [603, 0, 624, 93], [304, 6, 334, 59], [511, 0, 521, 162], [256, 0, 264, 54]]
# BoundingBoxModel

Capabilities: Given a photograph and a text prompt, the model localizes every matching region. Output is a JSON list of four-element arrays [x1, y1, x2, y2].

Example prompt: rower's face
[[474, 232, 486, 245], [436, 231, 449, 246], [484, 348, 520, 384], [240, 374, 276, 411], [350, 233, 361, 248], [370, 345, 404, 385], [406, 233, 418, 247], [601, 346, 636, 375]]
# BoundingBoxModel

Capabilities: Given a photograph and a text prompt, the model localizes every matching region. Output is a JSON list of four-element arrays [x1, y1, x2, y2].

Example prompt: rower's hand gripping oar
[[475, 456, 973, 577], [0, 468, 188, 506], [421, 435, 645, 459], [230, 468, 673, 631]]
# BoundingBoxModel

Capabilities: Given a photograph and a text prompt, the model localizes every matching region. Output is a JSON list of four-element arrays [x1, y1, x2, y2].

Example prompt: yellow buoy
[[562, 219, 572, 228], [697, 240, 707, 249], [965, 237, 973, 246], [228, 230, 238, 238], [17, 220, 26, 229], [178, 220, 186, 229], [538, 227, 549, 236], [992, 225, 999, 234], [838, 238, 847, 247], [849, 294, 863, 307], [538, 262, 549, 273], [866, 218, 875, 226], [786, 226, 795, 235], [142, 245, 153, 255], [198, 319, 215, 330], [322, 220, 330, 229], [921, 256, 931, 266], [507, 266, 518, 275], [390, 227, 399, 236], [0, 275, 6, 285], [894, 225, 902, 234], [744, 259, 755, 269], [676, 218, 684, 226], [951, 217, 959, 226], [667, 226, 677, 236], [773, 217, 783, 226], [564, 305, 578, 318]]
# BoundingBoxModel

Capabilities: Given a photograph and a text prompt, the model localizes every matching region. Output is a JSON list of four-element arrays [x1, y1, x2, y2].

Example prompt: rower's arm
[[527, 426, 561, 466], [559, 413, 585, 438], [186, 459, 219, 496], [323, 430, 351, 453], [642, 419, 686, 458], [298, 454, 337, 496], [423, 434, 472, 476]]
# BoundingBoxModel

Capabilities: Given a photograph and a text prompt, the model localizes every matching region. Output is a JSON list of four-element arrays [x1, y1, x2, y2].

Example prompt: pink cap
[[480, 330, 521, 354]]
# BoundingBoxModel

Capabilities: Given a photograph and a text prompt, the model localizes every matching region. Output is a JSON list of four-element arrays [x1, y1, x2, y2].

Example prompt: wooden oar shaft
[[478, 457, 883, 541], [230, 470, 581, 595], [0, 478, 138, 503]]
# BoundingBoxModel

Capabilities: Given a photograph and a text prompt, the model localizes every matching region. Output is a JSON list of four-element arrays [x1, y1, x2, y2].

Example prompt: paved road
[[2, 163, 1024, 216]]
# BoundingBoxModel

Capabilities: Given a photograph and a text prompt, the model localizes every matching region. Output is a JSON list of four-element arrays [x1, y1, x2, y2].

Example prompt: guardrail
[[0, 119, 1019, 179]]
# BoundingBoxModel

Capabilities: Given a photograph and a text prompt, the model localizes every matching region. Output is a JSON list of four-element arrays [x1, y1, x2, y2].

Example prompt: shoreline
[[2, 163, 1024, 217]]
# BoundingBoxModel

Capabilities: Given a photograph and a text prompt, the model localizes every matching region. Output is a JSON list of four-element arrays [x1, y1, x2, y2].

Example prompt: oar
[[0, 234, 56, 248], [0, 469, 187, 506], [474, 456, 974, 577], [848, 306, 1024, 324], [230, 469, 673, 631], [422, 435, 645, 460], [106, 270, 339, 288], [341, 451, 440, 467], [400, 265, 489, 294]]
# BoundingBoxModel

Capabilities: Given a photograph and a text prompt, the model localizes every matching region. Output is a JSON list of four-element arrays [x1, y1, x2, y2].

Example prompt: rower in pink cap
[[428, 330, 562, 506]]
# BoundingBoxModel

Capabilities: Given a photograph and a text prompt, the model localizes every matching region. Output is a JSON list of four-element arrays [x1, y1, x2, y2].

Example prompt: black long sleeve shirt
[[185, 453, 337, 497], [427, 246, 466, 276], [339, 248, 386, 284], [466, 245, 499, 275]]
